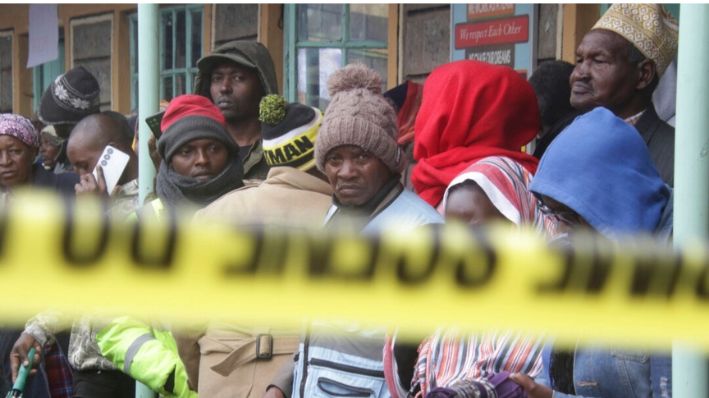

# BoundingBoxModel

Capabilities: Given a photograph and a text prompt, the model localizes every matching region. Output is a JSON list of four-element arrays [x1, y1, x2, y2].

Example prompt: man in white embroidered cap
[[569, 3, 678, 186]]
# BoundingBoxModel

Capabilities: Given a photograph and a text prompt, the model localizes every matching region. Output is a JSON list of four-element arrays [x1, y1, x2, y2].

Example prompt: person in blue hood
[[509, 106, 672, 398], [528, 106, 672, 240]]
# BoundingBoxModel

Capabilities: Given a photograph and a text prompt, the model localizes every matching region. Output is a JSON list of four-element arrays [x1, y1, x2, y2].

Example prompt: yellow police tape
[[1, 189, 708, 350]]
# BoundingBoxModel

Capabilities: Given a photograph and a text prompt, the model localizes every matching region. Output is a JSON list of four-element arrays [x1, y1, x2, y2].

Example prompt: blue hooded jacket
[[529, 107, 670, 238]]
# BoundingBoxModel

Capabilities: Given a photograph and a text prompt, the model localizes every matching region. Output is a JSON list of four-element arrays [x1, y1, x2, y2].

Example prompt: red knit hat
[[160, 94, 225, 132], [157, 94, 234, 162]]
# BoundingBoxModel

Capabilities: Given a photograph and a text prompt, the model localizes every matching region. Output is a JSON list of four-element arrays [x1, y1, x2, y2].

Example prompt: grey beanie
[[315, 64, 404, 174]]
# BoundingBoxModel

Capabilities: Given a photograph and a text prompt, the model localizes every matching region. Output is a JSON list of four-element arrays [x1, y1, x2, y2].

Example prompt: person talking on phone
[[10, 113, 141, 398], [66, 112, 140, 218], [93, 94, 245, 398], [11, 97, 243, 397]]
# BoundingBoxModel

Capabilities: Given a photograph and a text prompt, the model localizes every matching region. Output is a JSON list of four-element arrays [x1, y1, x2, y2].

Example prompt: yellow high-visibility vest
[[97, 316, 196, 398]]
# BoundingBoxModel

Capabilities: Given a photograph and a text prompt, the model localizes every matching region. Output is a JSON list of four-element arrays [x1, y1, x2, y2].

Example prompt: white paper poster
[[27, 4, 59, 68]]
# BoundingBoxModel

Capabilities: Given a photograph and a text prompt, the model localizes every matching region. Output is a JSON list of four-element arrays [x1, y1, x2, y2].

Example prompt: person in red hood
[[411, 60, 540, 210]]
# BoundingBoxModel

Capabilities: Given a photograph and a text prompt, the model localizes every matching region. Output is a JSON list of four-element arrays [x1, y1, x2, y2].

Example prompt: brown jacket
[[181, 167, 333, 397]]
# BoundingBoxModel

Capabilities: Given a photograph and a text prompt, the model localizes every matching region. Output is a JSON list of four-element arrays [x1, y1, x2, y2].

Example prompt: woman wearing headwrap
[[1, 114, 78, 398], [0, 113, 78, 202], [411, 60, 540, 210], [441, 156, 557, 234], [393, 61, 545, 398], [386, 157, 557, 398]]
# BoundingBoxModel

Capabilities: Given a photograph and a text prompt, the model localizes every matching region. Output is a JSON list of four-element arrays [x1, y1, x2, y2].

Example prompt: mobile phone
[[93, 145, 130, 195], [145, 111, 165, 139]]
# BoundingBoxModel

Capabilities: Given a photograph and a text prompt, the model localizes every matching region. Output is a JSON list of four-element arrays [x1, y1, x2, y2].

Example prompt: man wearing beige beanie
[[264, 64, 442, 398], [569, 3, 677, 186], [314, 63, 442, 233]]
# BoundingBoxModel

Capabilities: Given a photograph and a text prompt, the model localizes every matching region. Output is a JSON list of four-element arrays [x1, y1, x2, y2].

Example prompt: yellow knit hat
[[592, 3, 678, 76]]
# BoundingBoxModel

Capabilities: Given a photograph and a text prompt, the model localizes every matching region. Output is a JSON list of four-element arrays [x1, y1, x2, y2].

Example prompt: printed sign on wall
[[451, 4, 536, 78]]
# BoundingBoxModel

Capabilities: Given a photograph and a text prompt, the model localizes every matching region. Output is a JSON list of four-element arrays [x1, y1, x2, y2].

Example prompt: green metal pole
[[135, 381, 156, 398], [672, 4, 709, 398], [135, 10, 158, 398], [137, 3, 159, 205]]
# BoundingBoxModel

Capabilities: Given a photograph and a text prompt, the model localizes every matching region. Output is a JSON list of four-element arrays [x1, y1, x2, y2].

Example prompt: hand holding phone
[[92, 145, 130, 195]]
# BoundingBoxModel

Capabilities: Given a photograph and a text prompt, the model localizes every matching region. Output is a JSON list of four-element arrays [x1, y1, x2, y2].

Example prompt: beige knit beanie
[[315, 63, 405, 174]]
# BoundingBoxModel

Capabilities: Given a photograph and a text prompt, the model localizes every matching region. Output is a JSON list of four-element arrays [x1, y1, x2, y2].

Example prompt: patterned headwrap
[[592, 4, 678, 76], [0, 114, 40, 149], [441, 156, 558, 236]]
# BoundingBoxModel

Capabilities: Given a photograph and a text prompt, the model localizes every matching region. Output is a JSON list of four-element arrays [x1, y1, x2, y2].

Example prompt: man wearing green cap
[[194, 40, 279, 181]]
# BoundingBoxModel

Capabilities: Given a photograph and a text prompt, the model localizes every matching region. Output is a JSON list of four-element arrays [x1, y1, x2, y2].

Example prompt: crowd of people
[[0, 3, 681, 398]]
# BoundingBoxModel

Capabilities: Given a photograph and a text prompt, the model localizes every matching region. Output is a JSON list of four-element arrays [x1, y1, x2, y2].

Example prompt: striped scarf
[[412, 330, 544, 398], [385, 157, 553, 398]]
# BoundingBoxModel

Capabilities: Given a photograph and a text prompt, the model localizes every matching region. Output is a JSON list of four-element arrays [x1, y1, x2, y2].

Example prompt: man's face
[[324, 145, 394, 207], [0, 136, 37, 189], [209, 62, 264, 123], [66, 133, 103, 176], [569, 30, 640, 115], [169, 138, 229, 182]]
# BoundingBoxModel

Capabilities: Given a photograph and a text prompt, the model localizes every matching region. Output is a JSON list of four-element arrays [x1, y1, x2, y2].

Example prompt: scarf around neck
[[156, 158, 244, 208]]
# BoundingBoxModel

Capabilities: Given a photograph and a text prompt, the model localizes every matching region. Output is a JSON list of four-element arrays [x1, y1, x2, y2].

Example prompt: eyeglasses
[[535, 195, 585, 226]]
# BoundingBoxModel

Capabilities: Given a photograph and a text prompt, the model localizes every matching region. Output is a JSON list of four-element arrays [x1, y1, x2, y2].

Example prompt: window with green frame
[[130, 5, 203, 109], [284, 4, 389, 110], [33, 36, 64, 114], [0, 32, 13, 113]]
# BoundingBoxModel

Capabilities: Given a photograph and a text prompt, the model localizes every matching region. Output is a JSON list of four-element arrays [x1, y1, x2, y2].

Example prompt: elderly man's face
[[569, 30, 641, 116], [324, 145, 394, 206]]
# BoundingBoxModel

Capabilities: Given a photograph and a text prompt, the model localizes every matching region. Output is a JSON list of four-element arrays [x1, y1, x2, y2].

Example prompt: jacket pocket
[[305, 358, 388, 398], [317, 377, 375, 397], [611, 350, 649, 363], [610, 349, 652, 397]]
